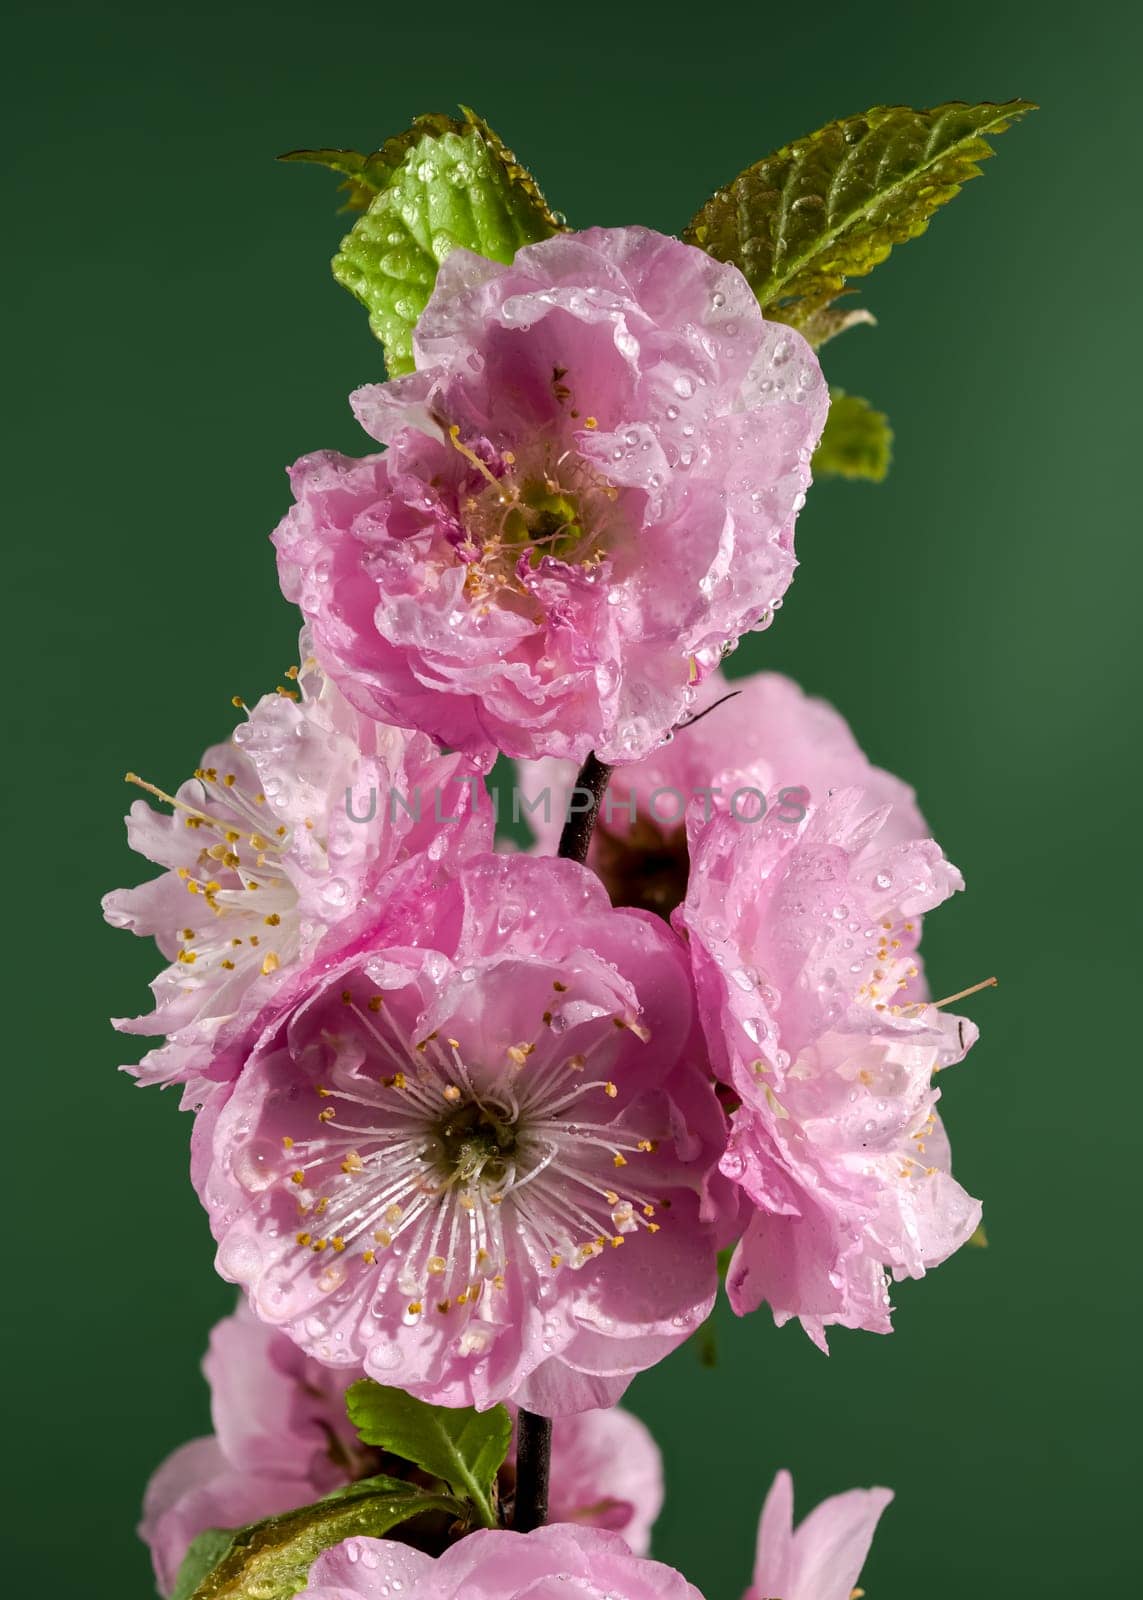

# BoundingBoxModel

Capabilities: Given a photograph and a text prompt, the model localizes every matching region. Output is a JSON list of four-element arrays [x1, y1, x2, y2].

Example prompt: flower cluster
[[107, 201, 989, 1599], [142, 1301, 663, 1594], [291, 1470, 891, 1600]]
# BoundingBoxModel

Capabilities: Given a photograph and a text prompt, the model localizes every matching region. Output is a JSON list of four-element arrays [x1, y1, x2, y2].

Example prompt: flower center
[[431, 1099, 519, 1188], [447, 424, 620, 609], [594, 819, 691, 921], [263, 986, 667, 1348]]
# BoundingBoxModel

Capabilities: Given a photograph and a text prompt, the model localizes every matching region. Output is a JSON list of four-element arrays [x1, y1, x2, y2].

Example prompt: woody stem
[[512, 1408, 552, 1531], [556, 752, 613, 864]]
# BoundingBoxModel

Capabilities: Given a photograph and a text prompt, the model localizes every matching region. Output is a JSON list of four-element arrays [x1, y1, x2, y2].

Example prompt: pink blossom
[[517, 669, 929, 918], [197, 854, 732, 1413], [273, 228, 827, 767], [683, 787, 981, 1346], [747, 1470, 892, 1600], [301, 1526, 704, 1600], [104, 641, 489, 1092], [140, 1301, 362, 1595], [141, 1304, 663, 1593]]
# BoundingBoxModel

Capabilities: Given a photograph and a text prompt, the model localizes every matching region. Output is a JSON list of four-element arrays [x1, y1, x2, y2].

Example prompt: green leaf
[[279, 114, 466, 213], [968, 1222, 989, 1248], [172, 1530, 233, 1600], [813, 389, 893, 482], [347, 1380, 512, 1529], [330, 115, 560, 375], [794, 303, 876, 349], [683, 100, 1035, 337], [173, 1475, 462, 1600]]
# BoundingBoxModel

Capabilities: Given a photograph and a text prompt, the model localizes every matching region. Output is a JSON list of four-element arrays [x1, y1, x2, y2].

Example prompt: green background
[[5, 1, 1139, 1594]]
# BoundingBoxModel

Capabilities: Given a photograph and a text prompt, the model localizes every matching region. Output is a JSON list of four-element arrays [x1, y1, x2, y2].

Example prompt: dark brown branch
[[512, 1408, 552, 1530], [557, 752, 613, 863]]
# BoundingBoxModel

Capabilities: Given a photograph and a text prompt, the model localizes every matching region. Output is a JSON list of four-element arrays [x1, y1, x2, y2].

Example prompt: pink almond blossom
[[140, 1301, 363, 1595], [517, 669, 929, 918], [683, 787, 982, 1346], [301, 1526, 704, 1600], [141, 1302, 663, 1594], [273, 227, 828, 767], [747, 1470, 892, 1600], [104, 640, 489, 1093], [197, 853, 732, 1413]]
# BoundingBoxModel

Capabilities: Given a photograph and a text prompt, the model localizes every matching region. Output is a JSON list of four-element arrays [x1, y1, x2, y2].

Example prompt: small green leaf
[[175, 1476, 461, 1600], [330, 116, 560, 375], [794, 303, 876, 349], [279, 114, 465, 213], [172, 1530, 234, 1600], [347, 1380, 512, 1529], [683, 101, 1035, 336], [813, 390, 893, 482], [968, 1222, 989, 1248]]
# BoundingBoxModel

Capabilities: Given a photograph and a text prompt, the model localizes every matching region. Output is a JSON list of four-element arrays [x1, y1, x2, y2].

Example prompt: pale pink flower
[[197, 854, 732, 1413], [140, 1301, 362, 1595], [104, 641, 489, 1092], [683, 788, 981, 1346], [301, 1526, 704, 1600], [273, 227, 827, 767], [141, 1304, 663, 1593], [747, 1470, 892, 1600], [517, 669, 928, 918]]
